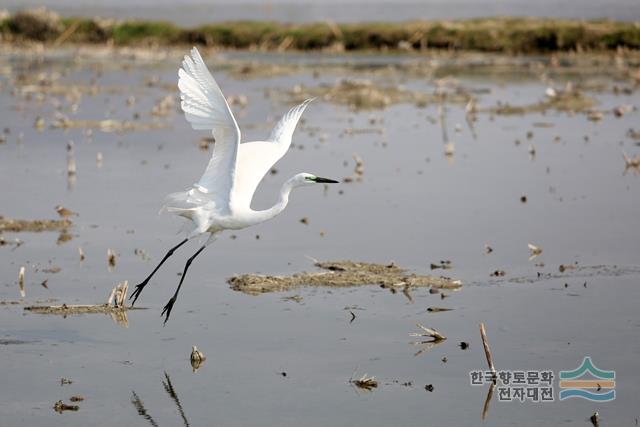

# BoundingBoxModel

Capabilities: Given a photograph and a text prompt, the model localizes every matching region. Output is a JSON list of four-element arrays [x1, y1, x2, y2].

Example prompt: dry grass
[[2, 10, 639, 52]]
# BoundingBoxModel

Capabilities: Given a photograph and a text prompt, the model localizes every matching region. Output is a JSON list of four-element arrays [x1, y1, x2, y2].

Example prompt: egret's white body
[[131, 47, 337, 323]]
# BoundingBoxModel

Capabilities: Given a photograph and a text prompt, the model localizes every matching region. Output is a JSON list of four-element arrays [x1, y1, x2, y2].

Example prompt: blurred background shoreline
[[1, 0, 639, 25], [1, 5, 639, 53]]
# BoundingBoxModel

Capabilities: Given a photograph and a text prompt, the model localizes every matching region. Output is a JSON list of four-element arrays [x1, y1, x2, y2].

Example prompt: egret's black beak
[[314, 176, 339, 184]]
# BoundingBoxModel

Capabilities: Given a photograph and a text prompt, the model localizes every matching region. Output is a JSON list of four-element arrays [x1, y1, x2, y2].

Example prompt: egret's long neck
[[249, 178, 296, 225]]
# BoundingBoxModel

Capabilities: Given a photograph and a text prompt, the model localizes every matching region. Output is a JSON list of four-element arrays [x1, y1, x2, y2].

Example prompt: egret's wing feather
[[233, 99, 314, 208], [268, 98, 314, 144], [178, 47, 240, 211]]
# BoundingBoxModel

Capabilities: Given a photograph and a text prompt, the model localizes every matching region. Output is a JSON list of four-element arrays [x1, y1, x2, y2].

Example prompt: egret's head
[[292, 173, 339, 187]]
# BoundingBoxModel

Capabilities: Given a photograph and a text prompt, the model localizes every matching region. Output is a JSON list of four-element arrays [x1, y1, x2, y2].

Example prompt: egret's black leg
[[130, 238, 189, 306], [162, 245, 206, 325]]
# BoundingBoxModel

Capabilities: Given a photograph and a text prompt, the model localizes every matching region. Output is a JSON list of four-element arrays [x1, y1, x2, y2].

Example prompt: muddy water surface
[[1, 49, 639, 426]]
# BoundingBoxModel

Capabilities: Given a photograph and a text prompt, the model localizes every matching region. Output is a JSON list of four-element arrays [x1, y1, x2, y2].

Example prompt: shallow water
[[1, 49, 639, 426]]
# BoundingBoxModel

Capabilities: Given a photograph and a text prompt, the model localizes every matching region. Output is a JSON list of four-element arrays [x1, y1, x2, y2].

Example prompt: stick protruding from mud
[[18, 266, 26, 298], [480, 322, 496, 377]]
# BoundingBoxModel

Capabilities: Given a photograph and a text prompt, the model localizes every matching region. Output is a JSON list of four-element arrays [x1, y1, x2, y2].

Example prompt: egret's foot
[[161, 296, 177, 325], [129, 280, 148, 306]]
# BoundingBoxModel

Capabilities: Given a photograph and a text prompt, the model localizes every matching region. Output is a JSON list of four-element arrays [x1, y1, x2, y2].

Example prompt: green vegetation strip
[[1, 8, 639, 52]]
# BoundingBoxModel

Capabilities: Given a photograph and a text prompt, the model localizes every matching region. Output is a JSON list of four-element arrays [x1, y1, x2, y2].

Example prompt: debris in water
[[18, 266, 25, 298], [199, 136, 215, 151], [623, 152, 640, 175], [430, 260, 452, 270], [288, 78, 468, 111], [227, 94, 248, 108], [34, 116, 45, 130], [528, 243, 542, 260], [24, 281, 133, 326], [107, 248, 117, 268], [299, 217, 309, 225], [613, 104, 632, 117], [78, 247, 85, 261], [427, 307, 452, 313], [444, 142, 455, 157], [69, 396, 84, 402], [482, 383, 496, 421], [410, 323, 446, 341], [0, 236, 23, 247], [228, 260, 461, 295], [60, 378, 73, 385], [0, 216, 71, 232], [54, 400, 79, 413], [55, 205, 78, 218], [52, 116, 167, 132], [587, 110, 603, 121], [151, 94, 175, 116], [424, 384, 434, 392], [281, 294, 304, 303], [350, 373, 378, 391], [590, 411, 600, 427], [559, 263, 577, 273], [491, 270, 505, 277], [190, 345, 206, 372], [485, 244, 493, 254], [479, 322, 497, 378], [67, 141, 76, 177], [107, 281, 129, 308], [56, 230, 73, 245], [459, 341, 470, 349], [484, 89, 596, 116]]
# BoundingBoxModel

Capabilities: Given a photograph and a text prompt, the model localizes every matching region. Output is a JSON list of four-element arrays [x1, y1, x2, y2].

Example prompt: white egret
[[130, 47, 338, 324]]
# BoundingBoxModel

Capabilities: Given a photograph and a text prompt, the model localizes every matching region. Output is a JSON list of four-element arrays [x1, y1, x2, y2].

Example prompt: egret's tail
[[160, 190, 194, 217], [160, 186, 215, 236]]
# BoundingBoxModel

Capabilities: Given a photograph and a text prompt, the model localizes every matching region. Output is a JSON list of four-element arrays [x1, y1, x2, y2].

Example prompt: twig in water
[[131, 391, 159, 427], [18, 266, 25, 298], [162, 372, 190, 427], [481, 382, 496, 421], [479, 322, 497, 378]]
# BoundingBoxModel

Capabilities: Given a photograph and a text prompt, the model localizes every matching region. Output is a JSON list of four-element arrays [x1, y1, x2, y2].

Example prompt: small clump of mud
[[287, 78, 469, 110], [0, 216, 71, 232], [483, 87, 597, 116], [228, 260, 461, 295]]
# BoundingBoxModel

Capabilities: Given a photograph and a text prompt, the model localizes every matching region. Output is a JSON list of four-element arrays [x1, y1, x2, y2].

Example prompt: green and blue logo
[[559, 357, 615, 402]]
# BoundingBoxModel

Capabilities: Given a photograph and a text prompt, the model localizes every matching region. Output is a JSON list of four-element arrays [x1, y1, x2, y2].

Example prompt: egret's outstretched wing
[[233, 99, 314, 208], [178, 47, 240, 210]]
